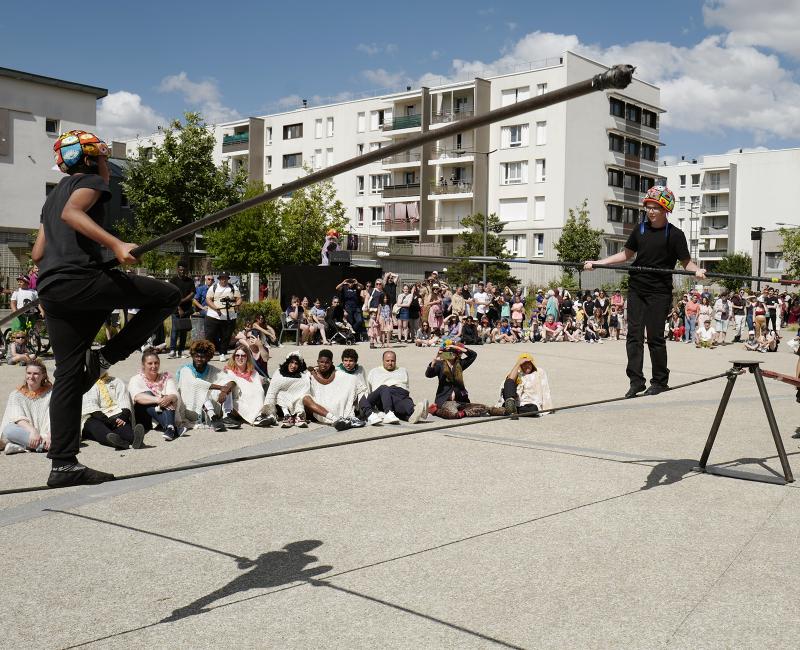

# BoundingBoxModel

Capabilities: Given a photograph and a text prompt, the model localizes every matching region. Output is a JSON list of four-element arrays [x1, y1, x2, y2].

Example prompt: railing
[[382, 114, 422, 131], [432, 217, 467, 230], [383, 183, 421, 198], [386, 242, 455, 257], [699, 249, 728, 258], [381, 219, 420, 232], [700, 227, 729, 236], [430, 181, 473, 195], [431, 147, 475, 160], [703, 181, 729, 191], [382, 150, 422, 165], [222, 133, 249, 145], [431, 109, 474, 125], [703, 203, 729, 213]]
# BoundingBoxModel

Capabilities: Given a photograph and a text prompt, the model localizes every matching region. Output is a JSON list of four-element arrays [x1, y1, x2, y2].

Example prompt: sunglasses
[[233, 353, 248, 358]]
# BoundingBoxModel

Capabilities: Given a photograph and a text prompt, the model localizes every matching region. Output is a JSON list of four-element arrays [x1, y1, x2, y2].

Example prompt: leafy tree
[[448, 213, 519, 288], [122, 112, 246, 264], [553, 199, 604, 278], [714, 252, 753, 293], [779, 227, 800, 279]]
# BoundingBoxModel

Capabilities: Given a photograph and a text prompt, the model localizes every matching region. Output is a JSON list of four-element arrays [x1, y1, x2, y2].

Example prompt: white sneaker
[[366, 412, 384, 426], [409, 400, 428, 424], [382, 411, 400, 425], [167, 351, 177, 359], [219, 354, 227, 362], [4, 442, 26, 455]]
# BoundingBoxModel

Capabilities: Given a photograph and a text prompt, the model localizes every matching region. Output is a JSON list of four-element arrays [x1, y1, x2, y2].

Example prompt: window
[[642, 109, 658, 128], [533, 233, 545, 257], [609, 133, 624, 153], [501, 124, 528, 148], [536, 83, 547, 96], [45, 182, 57, 196], [691, 174, 700, 187], [501, 161, 527, 185], [282, 153, 302, 168], [45, 118, 59, 135], [640, 176, 655, 192], [765, 252, 784, 272], [623, 173, 639, 190], [357, 143, 364, 155], [326, 117, 334, 137], [369, 141, 383, 151], [370, 206, 384, 224], [266, 127, 272, 145], [623, 207, 640, 224], [606, 240, 624, 256], [370, 174, 387, 193], [314, 119, 323, 139], [283, 123, 303, 139], [534, 196, 545, 221], [535, 158, 546, 182], [625, 139, 640, 156], [607, 204, 623, 222], [505, 234, 527, 257], [313, 149, 323, 170], [357, 207, 364, 226], [690, 195, 700, 209], [356, 175, 365, 195], [501, 86, 530, 107], [626, 104, 641, 123], [326, 148, 334, 166], [641, 143, 656, 161], [357, 112, 365, 132], [678, 196, 686, 210], [266, 155, 272, 172], [608, 169, 624, 187], [679, 174, 686, 188], [370, 109, 386, 130], [609, 97, 625, 118], [498, 197, 527, 222], [535, 121, 546, 145]]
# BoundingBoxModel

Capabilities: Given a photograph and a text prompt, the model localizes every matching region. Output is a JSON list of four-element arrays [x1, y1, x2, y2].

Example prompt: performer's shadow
[[161, 540, 332, 623], [640, 459, 698, 490]]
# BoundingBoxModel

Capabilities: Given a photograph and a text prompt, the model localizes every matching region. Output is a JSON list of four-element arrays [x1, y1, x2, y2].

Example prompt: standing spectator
[[168, 262, 196, 359], [205, 271, 242, 361], [10, 275, 43, 320], [684, 294, 700, 344], [1, 360, 52, 454], [27, 264, 39, 290], [699, 296, 713, 328], [394, 284, 414, 343], [383, 272, 399, 308], [713, 292, 731, 345], [545, 290, 560, 322], [450, 286, 467, 320], [753, 296, 768, 339], [129, 349, 182, 440], [408, 284, 422, 339], [427, 285, 444, 334], [378, 294, 393, 347], [763, 287, 779, 333], [473, 282, 490, 320], [730, 290, 746, 342], [192, 274, 215, 315], [559, 291, 574, 323], [336, 277, 365, 341]]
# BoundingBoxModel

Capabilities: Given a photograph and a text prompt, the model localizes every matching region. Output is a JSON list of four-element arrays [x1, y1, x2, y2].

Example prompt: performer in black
[[584, 186, 705, 398], [33, 130, 180, 487]]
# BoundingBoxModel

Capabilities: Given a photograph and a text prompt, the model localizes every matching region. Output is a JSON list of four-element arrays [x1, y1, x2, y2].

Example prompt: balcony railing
[[431, 109, 474, 125], [700, 227, 729, 236], [702, 203, 729, 213], [382, 183, 421, 198], [381, 150, 422, 165], [430, 181, 473, 195], [699, 249, 728, 258], [223, 133, 249, 145], [703, 181, 729, 191], [432, 217, 467, 230], [431, 147, 475, 160], [385, 242, 455, 257], [381, 219, 420, 232], [382, 114, 422, 131]]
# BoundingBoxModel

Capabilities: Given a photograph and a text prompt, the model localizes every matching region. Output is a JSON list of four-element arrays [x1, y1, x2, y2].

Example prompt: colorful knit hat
[[53, 130, 109, 173]]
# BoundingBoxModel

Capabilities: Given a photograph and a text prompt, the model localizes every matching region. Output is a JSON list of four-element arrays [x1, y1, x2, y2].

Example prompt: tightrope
[[0, 369, 734, 496]]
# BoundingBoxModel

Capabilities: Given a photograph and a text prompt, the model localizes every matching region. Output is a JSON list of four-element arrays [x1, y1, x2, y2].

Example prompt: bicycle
[[2, 308, 50, 357]]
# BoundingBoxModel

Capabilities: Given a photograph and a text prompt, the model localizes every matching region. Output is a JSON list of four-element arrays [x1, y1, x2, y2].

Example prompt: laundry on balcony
[[383, 202, 419, 231]]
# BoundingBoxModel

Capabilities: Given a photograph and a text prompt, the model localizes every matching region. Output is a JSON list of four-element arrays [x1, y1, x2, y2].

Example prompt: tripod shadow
[[640, 459, 699, 490], [161, 540, 332, 623]]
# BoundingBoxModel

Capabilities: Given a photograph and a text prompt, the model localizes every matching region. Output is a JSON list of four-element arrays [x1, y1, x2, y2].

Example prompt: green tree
[[448, 213, 519, 288], [780, 227, 800, 279], [122, 112, 246, 264], [553, 199, 604, 278], [714, 252, 753, 293]]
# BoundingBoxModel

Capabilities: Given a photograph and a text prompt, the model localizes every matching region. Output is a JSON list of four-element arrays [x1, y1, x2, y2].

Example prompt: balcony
[[610, 186, 644, 204], [700, 226, 728, 236], [382, 150, 422, 166], [429, 181, 473, 197], [429, 148, 475, 164], [431, 109, 474, 125], [702, 180, 729, 192], [386, 241, 455, 257], [222, 132, 249, 153], [702, 202, 729, 214], [699, 249, 728, 258], [382, 183, 421, 199], [429, 216, 468, 235], [382, 114, 422, 131]]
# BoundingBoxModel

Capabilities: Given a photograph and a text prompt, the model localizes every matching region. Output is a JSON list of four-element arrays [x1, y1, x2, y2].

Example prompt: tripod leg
[[699, 372, 738, 469], [753, 368, 794, 483]]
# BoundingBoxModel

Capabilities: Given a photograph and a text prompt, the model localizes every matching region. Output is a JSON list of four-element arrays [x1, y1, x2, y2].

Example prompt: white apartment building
[[0, 67, 107, 267], [125, 51, 664, 285], [662, 147, 800, 272]]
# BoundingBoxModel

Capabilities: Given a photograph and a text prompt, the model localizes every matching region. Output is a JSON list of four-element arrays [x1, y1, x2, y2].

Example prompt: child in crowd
[[608, 305, 621, 340], [378, 295, 393, 347]]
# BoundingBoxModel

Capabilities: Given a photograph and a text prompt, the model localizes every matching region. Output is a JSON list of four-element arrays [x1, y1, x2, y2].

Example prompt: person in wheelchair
[[325, 296, 355, 344]]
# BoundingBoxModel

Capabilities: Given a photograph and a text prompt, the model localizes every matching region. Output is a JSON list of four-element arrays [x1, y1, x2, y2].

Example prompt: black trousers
[[39, 271, 180, 462], [204, 317, 236, 356], [82, 413, 134, 447], [358, 385, 414, 420], [501, 378, 540, 414], [625, 290, 672, 388]]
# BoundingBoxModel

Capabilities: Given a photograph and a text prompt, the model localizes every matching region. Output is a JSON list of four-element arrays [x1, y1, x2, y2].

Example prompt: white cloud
[[158, 72, 240, 124], [430, 50, 441, 60], [704, 0, 800, 58], [356, 42, 398, 56], [506, 22, 518, 31], [96, 91, 167, 141], [362, 68, 409, 89]]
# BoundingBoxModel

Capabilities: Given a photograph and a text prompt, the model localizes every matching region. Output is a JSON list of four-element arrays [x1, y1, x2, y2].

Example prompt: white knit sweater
[[1, 389, 52, 437]]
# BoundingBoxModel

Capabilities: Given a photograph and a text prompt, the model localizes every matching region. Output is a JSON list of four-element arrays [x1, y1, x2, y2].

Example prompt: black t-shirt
[[170, 275, 196, 312], [763, 295, 778, 312], [368, 288, 384, 309], [731, 294, 744, 314], [340, 286, 360, 307], [37, 173, 111, 291], [624, 222, 690, 295]]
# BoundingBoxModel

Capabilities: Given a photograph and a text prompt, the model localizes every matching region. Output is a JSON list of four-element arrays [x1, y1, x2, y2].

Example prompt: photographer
[[205, 271, 242, 362], [336, 277, 365, 341]]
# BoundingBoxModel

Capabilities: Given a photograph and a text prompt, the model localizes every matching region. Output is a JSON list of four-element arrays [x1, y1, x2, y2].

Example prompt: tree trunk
[[181, 238, 191, 268]]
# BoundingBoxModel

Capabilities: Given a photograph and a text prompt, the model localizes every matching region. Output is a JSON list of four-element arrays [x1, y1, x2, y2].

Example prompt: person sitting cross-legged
[[129, 348, 184, 441], [176, 339, 239, 432], [499, 353, 553, 416], [360, 350, 429, 426], [81, 372, 145, 450], [258, 350, 310, 428], [302, 349, 367, 431], [0, 359, 52, 455], [222, 344, 267, 426]]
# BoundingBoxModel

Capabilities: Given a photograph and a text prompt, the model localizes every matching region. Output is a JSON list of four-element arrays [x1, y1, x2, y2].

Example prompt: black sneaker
[[106, 432, 130, 450], [162, 426, 178, 441], [625, 385, 646, 399], [503, 397, 518, 415], [332, 417, 351, 432], [211, 419, 227, 433], [132, 424, 146, 449], [222, 415, 242, 429], [254, 414, 276, 427], [644, 384, 669, 396], [47, 465, 115, 488]]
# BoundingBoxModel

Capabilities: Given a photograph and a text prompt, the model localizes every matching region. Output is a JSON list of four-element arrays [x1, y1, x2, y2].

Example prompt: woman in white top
[[261, 350, 311, 428], [223, 345, 267, 425], [499, 353, 553, 416], [82, 373, 145, 450], [128, 348, 183, 441], [1, 359, 52, 454]]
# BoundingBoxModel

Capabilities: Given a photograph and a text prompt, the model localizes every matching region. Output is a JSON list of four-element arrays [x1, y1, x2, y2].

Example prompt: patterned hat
[[642, 185, 675, 213], [53, 130, 109, 173]]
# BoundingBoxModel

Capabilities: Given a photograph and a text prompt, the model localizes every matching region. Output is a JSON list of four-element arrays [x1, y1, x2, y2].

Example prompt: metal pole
[[482, 212, 487, 284], [757, 236, 763, 291], [752, 367, 794, 482]]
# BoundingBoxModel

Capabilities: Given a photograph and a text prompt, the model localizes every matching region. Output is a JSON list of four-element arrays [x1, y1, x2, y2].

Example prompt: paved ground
[[1, 337, 800, 649]]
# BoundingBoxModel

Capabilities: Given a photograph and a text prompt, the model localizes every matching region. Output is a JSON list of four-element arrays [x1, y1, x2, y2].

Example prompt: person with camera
[[168, 262, 196, 359], [336, 277, 365, 340], [205, 272, 241, 361]]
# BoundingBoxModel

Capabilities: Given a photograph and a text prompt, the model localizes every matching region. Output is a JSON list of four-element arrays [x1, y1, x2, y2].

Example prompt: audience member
[[500, 353, 553, 416], [82, 372, 145, 450], [260, 350, 310, 428], [1, 359, 52, 454], [303, 349, 367, 431], [129, 348, 183, 441], [360, 350, 428, 425]]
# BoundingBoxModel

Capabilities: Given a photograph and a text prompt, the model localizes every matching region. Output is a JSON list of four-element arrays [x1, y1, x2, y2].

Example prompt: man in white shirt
[[473, 282, 490, 317], [303, 349, 367, 431], [204, 271, 242, 361], [360, 350, 428, 425], [696, 319, 717, 348]]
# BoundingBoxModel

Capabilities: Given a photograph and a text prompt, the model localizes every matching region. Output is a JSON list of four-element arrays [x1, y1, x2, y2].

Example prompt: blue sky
[[3, 0, 799, 162]]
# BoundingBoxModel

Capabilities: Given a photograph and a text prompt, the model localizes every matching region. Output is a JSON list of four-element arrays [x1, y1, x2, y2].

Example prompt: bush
[[237, 299, 282, 331]]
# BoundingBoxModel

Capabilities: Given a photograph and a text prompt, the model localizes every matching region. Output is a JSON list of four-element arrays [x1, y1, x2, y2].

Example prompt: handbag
[[174, 317, 192, 331], [392, 303, 401, 316]]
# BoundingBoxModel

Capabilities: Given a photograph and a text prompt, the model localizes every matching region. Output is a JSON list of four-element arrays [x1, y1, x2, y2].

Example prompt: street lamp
[[687, 200, 701, 263], [751, 226, 765, 290]]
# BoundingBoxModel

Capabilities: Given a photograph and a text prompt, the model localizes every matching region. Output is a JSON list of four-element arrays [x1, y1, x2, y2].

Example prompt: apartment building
[[661, 147, 800, 272], [125, 52, 663, 284], [0, 67, 107, 266]]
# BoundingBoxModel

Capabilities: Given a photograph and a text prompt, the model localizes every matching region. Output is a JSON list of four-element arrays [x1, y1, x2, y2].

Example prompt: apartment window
[[534, 196, 546, 222], [609, 97, 625, 118], [607, 204, 623, 223], [678, 196, 686, 210], [371, 206, 384, 224], [626, 104, 641, 123], [313, 149, 323, 170], [501, 124, 528, 148], [535, 158, 546, 183], [369, 142, 383, 151], [691, 173, 700, 187], [501, 161, 527, 185], [370, 109, 386, 130], [624, 139, 640, 156], [266, 127, 272, 145], [357, 112, 366, 133], [326, 147, 334, 166], [370, 174, 387, 193], [642, 109, 658, 128], [505, 234, 527, 257], [326, 117, 334, 137], [501, 86, 530, 107], [498, 197, 527, 222], [356, 175, 365, 195], [45, 182, 57, 196], [533, 233, 545, 257], [536, 83, 547, 96], [640, 176, 655, 192], [282, 153, 302, 168], [535, 121, 546, 145], [606, 240, 624, 256], [641, 143, 656, 161], [266, 155, 272, 172], [283, 123, 303, 139], [314, 119, 323, 139], [608, 168, 624, 187], [623, 173, 639, 190], [357, 143, 364, 155], [357, 207, 364, 226], [609, 133, 624, 153], [690, 195, 700, 209], [45, 118, 59, 135], [623, 207, 640, 224], [706, 195, 723, 211], [679, 174, 686, 188], [765, 252, 784, 272]]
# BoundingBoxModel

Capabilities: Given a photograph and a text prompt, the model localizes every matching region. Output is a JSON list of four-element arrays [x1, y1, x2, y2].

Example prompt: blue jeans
[[3, 423, 46, 451], [684, 315, 697, 342], [133, 393, 177, 432]]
